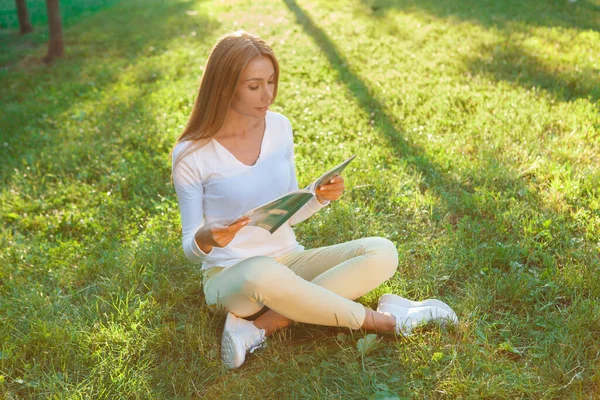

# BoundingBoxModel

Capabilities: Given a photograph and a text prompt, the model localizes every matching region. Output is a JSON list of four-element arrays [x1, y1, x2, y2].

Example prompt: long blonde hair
[[172, 30, 280, 168]]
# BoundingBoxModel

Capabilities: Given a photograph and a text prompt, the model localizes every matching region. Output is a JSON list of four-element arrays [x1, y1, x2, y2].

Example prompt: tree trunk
[[15, 0, 33, 35], [44, 0, 64, 64]]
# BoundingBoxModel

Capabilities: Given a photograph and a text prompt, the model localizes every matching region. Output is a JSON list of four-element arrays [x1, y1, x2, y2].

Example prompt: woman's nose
[[262, 86, 273, 103]]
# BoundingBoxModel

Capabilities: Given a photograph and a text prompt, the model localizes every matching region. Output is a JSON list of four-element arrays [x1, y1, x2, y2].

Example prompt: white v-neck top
[[172, 111, 328, 270]]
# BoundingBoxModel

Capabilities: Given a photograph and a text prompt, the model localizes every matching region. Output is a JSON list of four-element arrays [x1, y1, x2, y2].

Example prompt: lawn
[[1, 0, 599, 398]]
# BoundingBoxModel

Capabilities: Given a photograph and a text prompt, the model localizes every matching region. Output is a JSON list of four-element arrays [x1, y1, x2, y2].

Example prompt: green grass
[[1, 0, 599, 398], [0, 0, 122, 65], [0, 0, 121, 29]]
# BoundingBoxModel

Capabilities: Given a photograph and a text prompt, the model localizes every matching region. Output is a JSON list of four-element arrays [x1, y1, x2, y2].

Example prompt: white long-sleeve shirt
[[172, 111, 328, 270]]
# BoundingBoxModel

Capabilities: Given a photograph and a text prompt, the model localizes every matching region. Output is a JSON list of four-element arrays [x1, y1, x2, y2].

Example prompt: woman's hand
[[316, 175, 345, 204], [194, 217, 250, 254]]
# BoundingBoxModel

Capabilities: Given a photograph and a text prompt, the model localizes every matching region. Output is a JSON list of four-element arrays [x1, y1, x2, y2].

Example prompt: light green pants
[[202, 237, 398, 330]]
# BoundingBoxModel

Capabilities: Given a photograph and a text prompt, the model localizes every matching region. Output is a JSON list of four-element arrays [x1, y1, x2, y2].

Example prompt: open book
[[237, 155, 356, 233]]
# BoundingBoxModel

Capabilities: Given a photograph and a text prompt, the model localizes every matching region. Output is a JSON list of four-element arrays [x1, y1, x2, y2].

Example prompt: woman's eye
[[249, 86, 259, 91]]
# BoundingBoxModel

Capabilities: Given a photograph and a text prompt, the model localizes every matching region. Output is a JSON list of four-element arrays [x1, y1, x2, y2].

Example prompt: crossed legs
[[203, 237, 399, 332], [206, 237, 458, 368]]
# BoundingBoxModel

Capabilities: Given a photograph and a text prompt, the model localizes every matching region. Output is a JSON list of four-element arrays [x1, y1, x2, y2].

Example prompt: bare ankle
[[255, 320, 289, 336], [361, 308, 396, 333], [253, 311, 291, 336]]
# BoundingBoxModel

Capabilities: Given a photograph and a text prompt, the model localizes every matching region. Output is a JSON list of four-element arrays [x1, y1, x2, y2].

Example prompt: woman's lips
[[256, 106, 269, 111]]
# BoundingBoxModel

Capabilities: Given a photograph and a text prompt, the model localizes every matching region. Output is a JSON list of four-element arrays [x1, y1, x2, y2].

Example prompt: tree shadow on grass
[[362, 0, 600, 33], [0, 0, 122, 30], [282, 0, 600, 294], [282, 1, 600, 391], [466, 38, 600, 103], [358, 0, 600, 103], [283, 0, 475, 218], [0, 0, 218, 183], [0, 0, 122, 65]]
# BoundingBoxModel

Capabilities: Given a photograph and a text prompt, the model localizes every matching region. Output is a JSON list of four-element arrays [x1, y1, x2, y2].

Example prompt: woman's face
[[231, 55, 275, 118]]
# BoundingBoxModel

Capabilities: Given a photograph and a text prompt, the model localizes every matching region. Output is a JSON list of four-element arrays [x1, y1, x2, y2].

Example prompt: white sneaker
[[379, 303, 458, 336], [378, 293, 455, 314], [221, 312, 266, 369]]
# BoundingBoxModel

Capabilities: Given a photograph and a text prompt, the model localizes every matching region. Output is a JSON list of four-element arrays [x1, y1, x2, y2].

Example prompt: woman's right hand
[[194, 217, 250, 254]]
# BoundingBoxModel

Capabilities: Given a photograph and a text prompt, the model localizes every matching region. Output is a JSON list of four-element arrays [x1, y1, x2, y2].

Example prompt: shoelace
[[248, 330, 267, 354]]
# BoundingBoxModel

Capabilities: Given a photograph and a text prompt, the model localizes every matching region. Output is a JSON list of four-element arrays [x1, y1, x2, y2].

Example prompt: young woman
[[172, 30, 458, 369]]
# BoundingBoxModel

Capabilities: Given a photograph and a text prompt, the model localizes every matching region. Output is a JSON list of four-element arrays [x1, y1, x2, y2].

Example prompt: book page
[[241, 190, 314, 233], [236, 155, 357, 234], [307, 155, 357, 193]]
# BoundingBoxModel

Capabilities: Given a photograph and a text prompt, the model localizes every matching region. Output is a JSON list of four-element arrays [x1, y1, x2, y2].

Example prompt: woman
[[172, 30, 458, 369]]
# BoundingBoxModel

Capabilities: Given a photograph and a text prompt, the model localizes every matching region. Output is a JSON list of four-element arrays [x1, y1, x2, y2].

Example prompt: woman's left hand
[[316, 175, 345, 203]]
